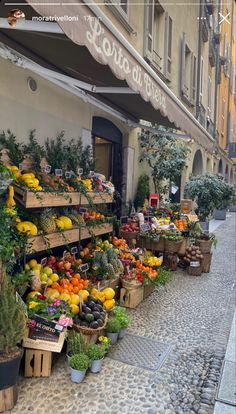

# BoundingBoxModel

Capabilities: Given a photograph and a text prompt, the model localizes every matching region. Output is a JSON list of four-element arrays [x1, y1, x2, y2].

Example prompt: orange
[[73, 286, 79, 294], [77, 283, 83, 290], [74, 273, 81, 280], [51, 282, 60, 291], [83, 280, 89, 288], [71, 278, 79, 286]]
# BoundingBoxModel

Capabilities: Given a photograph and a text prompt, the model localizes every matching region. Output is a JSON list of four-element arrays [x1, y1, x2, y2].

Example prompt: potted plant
[[214, 179, 234, 220], [105, 318, 121, 345], [69, 353, 90, 383], [86, 343, 106, 373], [229, 193, 236, 212], [66, 331, 85, 365], [184, 173, 227, 230], [0, 276, 26, 410], [112, 307, 131, 339]]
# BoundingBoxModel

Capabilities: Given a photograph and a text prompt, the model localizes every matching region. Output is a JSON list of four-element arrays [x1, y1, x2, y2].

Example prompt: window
[[165, 15, 172, 76], [199, 56, 204, 103], [144, 0, 154, 62], [207, 76, 212, 114], [119, 0, 127, 13], [221, 99, 225, 135], [184, 44, 191, 96], [191, 54, 197, 102], [152, 6, 165, 70]]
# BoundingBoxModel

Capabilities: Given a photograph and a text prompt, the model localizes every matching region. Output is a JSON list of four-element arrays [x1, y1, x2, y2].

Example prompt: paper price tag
[[140, 223, 150, 232], [45, 165, 51, 174], [79, 207, 88, 213], [79, 263, 89, 273], [65, 171, 72, 179], [77, 168, 83, 176], [120, 216, 128, 224], [71, 247, 78, 255], [40, 257, 47, 266], [55, 169, 62, 177]]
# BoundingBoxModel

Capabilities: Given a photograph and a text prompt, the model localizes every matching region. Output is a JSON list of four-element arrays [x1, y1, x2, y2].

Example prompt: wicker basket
[[164, 239, 182, 253], [121, 279, 142, 289], [187, 261, 202, 276], [120, 230, 139, 240], [152, 238, 165, 252], [196, 239, 212, 253], [73, 314, 108, 336], [178, 238, 189, 256]]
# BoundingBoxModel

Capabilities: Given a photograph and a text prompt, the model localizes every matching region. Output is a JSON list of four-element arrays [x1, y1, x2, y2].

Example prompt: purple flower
[[46, 306, 57, 313]]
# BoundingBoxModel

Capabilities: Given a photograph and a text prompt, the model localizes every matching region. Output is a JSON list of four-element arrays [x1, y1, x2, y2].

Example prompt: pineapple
[[106, 263, 116, 279], [39, 209, 56, 234]]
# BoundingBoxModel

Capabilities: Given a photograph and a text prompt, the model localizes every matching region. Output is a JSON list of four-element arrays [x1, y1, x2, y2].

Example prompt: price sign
[[77, 168, 83, 176], [19, 163, 24, 171], [79, 207, 88, 213], [45, 165, 51, 174], [79, 263, 89, 273], [55, 169, 62, 177], [120, 216, 128, 224], [40, 257, 47, 266], [89, 171, 95, 178], [140, 223, 150, 232], [71, 247, 78, 255], [65, 171, 72, 179]]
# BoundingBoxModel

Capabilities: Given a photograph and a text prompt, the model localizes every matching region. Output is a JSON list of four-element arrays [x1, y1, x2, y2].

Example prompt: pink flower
[[58, 315, 73, 327], [53, 299, 62, 306]]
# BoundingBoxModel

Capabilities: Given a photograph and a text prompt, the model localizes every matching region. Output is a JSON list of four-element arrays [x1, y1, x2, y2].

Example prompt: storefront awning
[[0, 0, 214, 151]]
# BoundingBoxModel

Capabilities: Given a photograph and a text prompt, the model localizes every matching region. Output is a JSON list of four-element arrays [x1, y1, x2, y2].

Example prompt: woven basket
[[121, 279, 142, 289], [196, 239, 212, 253], [165, 239, 182, 253], [120, 230, 139, 240], [178, 238, 189, 256], [152, 238, 165, 252], [188, 262, 202, 276], [73, 314, 108, 336]]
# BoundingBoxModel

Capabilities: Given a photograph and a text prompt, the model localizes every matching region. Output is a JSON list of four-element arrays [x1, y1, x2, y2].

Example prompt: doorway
[[92, 117, 123, 210]]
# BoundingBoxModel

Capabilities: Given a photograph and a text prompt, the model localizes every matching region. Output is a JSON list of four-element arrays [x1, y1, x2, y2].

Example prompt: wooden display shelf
[[14, 185, 113, 208], [80, 223, 113, 240], [27, 228, 80, 253], [27, 223, 113, 253]]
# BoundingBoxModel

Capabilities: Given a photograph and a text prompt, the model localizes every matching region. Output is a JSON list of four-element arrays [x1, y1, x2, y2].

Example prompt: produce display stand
[[27, 223, 113, 253], [13, 185, 113, 208]]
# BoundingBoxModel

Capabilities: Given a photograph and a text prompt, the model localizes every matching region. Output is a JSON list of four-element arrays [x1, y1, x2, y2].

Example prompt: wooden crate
[[14, 186, 113, 208], [24, 349, 52, 377], [23, 329, 65, 352], [120, 286, 144, 308], [143, 281, 155, 300], [80, 223, 113, 240], [27, 228, 80, 253], [0, 385, 18, 412]]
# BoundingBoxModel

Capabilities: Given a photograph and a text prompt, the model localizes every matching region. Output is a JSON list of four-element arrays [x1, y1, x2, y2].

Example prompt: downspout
[[196, 1, 203, 120], [226, 0, 234, 149], [213, 0, 221, 146]]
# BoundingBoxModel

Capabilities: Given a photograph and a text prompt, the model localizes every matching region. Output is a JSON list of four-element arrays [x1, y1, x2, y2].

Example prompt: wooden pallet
[[0, 385, 18, 412], [14, 185, 113, 208], [80, 223, 113, 240]]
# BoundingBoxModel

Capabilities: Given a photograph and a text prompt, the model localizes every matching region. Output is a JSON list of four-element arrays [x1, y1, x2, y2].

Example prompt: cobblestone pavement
[[11, 215, 236, 414]]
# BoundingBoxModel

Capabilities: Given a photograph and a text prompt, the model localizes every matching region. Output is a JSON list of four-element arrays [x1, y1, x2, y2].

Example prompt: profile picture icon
[[7, 9, 25, 27]]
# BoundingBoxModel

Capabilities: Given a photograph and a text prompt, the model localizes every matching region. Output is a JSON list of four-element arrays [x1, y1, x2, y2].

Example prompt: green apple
[[43, 266, 53, 276]]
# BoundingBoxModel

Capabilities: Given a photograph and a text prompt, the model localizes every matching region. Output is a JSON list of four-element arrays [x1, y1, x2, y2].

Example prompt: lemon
[[22, 173, 35, 180], [79, 290, 90, 300], [55, 219, 65, 229], [32, 178, 39, 188], [28, 259, 38, 269], [24, 222, 38, 236], [58, 216, 72, 229], [59, 293, 71, 303], [43, 266, 53, 276], [27, 291, 40, 300], [16, 222, 31, 234], [36, 186, 43, 191], [33, 264, 42, 271], [24, 179, 36, 188], [102, 287, 115, 300], [10, 166, 19, 172], [47, 278, 53, 286], [70, 294, 80, 305], [40, 273, 48, 283], [50, 273, 59, 282], [70, 304, 79, 315]]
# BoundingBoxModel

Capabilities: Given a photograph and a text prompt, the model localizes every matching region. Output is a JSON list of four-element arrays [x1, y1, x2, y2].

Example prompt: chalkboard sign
[[89, 171, 95, 177], [45, 165, 52, 174], [120, 216, 129, 224], [40, 257, 47, 266], [80, 263, 89, 272], [77, 168, 83, 176], [140, 223, 150, 232], [65, 171, 72, 179], [71, 247, 78, 255], [55, 169, 62, 177], [79, 207, 88, 213]]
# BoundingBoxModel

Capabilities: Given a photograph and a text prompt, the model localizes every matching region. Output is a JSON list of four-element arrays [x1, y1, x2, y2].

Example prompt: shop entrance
[[92, 117, 123, 205]]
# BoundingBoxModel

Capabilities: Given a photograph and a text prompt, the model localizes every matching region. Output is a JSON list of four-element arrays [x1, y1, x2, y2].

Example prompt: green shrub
[[69, 353, 90, 371], [86, 344, 106, 360], [106, 318, 121, 333]]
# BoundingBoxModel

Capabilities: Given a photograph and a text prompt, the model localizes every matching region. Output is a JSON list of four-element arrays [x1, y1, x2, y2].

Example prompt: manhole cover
[[108, 333, 172, 371]]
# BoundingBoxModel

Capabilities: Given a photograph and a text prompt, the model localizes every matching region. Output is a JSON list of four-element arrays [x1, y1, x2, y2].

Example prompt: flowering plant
[[98, 335, 111, 351], [27, 294, 72, 321]]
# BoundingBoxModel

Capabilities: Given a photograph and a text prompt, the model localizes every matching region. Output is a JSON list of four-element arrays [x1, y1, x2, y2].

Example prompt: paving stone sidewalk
[[10, 214, 236, 414]]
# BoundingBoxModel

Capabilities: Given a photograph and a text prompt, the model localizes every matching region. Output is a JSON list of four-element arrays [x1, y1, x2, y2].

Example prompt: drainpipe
[[213, 0, 221, 147], [196, 1, 203, 120], [225, 0, 234, 149]]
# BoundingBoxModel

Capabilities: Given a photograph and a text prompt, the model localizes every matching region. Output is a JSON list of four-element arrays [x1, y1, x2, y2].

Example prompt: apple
[[56, 261, 65, 270]]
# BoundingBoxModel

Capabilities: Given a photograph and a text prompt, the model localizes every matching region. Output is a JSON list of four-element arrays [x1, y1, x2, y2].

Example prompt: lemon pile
[[25, 259, 59, 285], [7, 166, 43, 190]]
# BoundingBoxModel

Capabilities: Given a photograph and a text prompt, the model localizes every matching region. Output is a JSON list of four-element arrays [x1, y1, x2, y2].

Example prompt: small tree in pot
[[184, 173, 225, 228], [0, 276, 26, 410], [214, 178, 234, 220]]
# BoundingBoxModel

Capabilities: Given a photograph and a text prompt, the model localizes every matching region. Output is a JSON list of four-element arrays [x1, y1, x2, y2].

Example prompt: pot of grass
[[112, 307, 131, 339], [105, 318, 121, 345], [66, 331, 85, 365], [69, 353, 90, 384], [86, 344, 106, 373]]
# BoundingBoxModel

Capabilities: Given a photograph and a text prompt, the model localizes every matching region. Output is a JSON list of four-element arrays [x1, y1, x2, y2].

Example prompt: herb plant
[[86, 343, 106, 360], [69, 353, 90, 371]]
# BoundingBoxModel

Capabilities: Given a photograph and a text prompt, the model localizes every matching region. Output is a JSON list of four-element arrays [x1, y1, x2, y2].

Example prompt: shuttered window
[[165, 14, 172, 76], [199, 56, 204, 103], [191, 54, 197, 102], [144, 1, 154, 62], [207, 76, 212, 114], [221, 99, 225, 135]]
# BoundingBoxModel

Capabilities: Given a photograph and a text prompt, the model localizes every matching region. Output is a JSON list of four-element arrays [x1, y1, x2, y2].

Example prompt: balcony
[[209, 41, 216, 67]]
